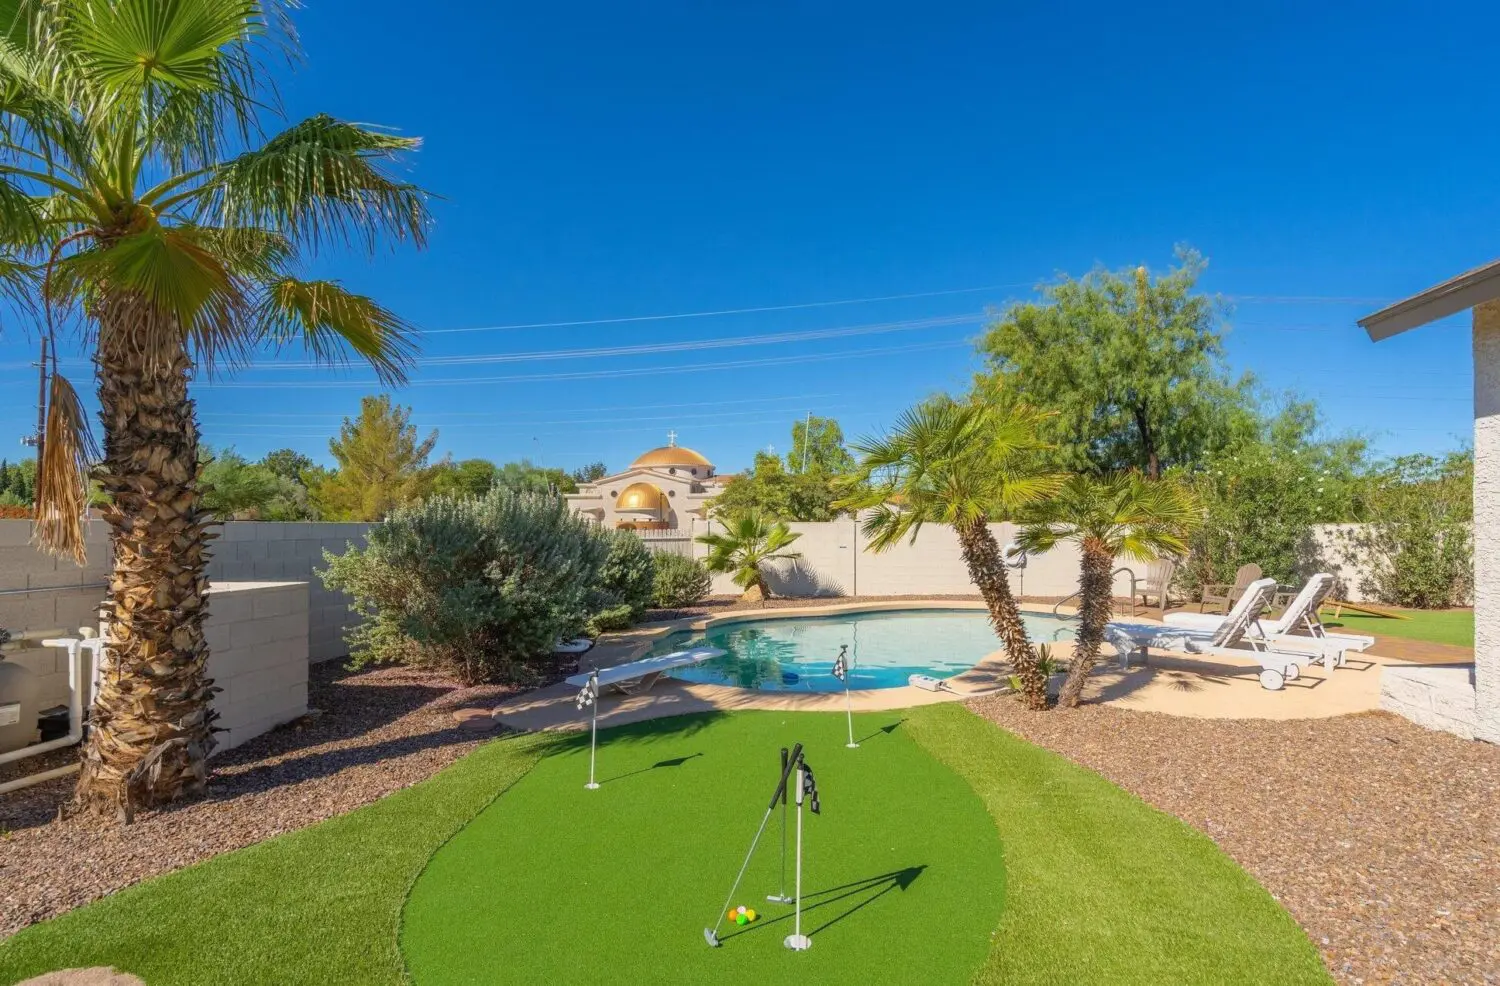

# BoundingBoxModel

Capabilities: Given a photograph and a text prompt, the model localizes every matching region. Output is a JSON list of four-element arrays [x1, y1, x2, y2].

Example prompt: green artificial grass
[[904, 704, 1330, 985], [0, 732, 555, 986], [1321, 606, 1475, 648], [0, 706, 1330, 986], [401, 710, 1006, 985]]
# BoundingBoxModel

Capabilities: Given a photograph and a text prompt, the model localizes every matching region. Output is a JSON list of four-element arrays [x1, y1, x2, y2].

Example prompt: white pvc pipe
[[0, 636, 95, 767], [0, 762, 79, 795]]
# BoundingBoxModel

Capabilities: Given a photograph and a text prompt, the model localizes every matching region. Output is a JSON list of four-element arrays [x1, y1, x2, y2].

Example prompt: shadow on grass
[[855, 719, 906, 744], [719, 865, 928, 942], [601, 752, 703, 785]]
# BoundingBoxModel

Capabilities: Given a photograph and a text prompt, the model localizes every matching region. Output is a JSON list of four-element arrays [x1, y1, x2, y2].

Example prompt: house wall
[[204, 581, 310, 751], [1471, 301, 1500, 743]]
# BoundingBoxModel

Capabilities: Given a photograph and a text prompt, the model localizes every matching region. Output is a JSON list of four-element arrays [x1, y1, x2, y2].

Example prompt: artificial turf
[[0, 706, 1331, 986], [1321, 606, 1475, 648]]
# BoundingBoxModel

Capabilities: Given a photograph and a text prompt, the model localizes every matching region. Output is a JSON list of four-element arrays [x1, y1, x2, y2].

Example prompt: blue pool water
[[651, 608, 1074, 692]]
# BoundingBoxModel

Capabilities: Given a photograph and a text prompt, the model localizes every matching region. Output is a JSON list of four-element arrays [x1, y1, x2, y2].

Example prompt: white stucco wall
[[1471, 302, 1500, 743]]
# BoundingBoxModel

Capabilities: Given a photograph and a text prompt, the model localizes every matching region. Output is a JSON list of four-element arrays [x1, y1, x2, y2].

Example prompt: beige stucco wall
[[1471, 302, 1500, 743]]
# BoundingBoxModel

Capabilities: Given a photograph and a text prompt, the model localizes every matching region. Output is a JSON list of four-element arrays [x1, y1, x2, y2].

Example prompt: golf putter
[[767, 747, 794, 904]]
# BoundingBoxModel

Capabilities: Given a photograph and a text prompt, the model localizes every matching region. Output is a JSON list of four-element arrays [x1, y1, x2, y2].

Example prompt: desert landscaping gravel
[[973, 697, 1500, 986], [0, 661, 522, 939]]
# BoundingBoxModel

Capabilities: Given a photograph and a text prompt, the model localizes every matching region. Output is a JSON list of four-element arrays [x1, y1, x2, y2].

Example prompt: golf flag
[[575, 670, 598, 710], [802, 761, 821, 815], [831, 646, 848, 682]]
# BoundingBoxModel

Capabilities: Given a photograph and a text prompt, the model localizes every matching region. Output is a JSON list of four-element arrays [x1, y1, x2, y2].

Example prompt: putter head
[[703, 928, 720, 948]]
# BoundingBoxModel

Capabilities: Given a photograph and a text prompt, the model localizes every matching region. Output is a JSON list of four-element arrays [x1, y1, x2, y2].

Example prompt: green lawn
[[1322, 606, 1475, 648], [0, 707, 1329, 986]]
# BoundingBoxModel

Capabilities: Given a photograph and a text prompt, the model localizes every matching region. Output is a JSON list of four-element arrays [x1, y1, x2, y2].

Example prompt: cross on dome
[[667, 430, 677, 447]]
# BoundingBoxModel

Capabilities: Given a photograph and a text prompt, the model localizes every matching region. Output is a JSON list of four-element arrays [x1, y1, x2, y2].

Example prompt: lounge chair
[[1166, 573, 1374, 671], [564, 647, 725, 696], [1106, 578, 1307, 690], [1198, 563, 1262, 613]]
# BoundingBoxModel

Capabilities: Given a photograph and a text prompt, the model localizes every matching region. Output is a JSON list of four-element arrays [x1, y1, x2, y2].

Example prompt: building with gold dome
[[565, 434, 730, 530]]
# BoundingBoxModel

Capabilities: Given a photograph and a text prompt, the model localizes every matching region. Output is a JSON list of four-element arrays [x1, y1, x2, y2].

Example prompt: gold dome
[[631, 445, 712, 469], [615, 482, 666, 515]]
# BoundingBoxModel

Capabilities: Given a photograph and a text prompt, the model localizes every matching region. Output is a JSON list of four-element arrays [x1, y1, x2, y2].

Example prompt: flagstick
[[839, 645, 859, 749], [784, 764, 812, 951], [583, 670, 600, 790]]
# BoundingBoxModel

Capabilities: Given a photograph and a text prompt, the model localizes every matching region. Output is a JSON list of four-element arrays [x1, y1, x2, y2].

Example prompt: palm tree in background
[[836, 399, 1063, 710], [696, 511, 802, 601], [0, 0, 430, 816], [1018, 473, 1200, 708]]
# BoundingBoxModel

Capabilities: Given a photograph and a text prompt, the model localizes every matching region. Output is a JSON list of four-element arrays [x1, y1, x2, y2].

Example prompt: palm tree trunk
[[75, 301, 218, 819], [954, 519, 1046, 710], [1059, 537, 1114, 708]]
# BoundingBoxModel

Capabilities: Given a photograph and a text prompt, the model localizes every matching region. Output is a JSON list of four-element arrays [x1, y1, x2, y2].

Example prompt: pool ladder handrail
[[1049, 567, 1142, 635]]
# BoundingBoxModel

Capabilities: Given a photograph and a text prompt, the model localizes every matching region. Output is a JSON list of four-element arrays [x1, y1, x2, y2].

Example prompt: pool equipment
[[831, 644, 858, 749], [909, 673, 949, 692], [574, 668, 600, 790], [704, 742, 817, 949]]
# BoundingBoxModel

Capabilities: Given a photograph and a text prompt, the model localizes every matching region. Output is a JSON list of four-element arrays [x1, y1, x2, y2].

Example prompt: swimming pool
[[649, 608, 1075, 692]]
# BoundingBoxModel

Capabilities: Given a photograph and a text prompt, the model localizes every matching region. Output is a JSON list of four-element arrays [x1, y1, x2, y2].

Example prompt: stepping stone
[[18, 970, 146, 986], [452, 708, 498, 732]]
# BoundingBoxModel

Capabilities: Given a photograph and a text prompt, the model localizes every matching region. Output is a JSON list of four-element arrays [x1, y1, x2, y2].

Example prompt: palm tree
[[1, 0, 429, 816], [696, 511, 802, 602], [1017, 473, 1200, 708], [837, 399, 1063, 710]]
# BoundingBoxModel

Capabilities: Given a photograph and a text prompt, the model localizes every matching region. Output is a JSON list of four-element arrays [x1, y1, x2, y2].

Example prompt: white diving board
[[565, 647, 726, 696]]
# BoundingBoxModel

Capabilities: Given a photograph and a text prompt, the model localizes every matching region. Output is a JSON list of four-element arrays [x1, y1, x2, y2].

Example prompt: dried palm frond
[[32, 371, 99, 564]]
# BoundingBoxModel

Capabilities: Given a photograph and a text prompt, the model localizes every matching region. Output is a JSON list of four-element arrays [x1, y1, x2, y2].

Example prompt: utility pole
[[800, 410, 810, 474], [24, 336, 48, 480]]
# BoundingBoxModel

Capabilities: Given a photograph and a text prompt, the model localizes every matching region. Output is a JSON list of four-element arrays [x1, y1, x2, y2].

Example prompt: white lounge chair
[[1164, 573, 1375, 670], [565, 647, 726, 696], [1105, 578, 1307, 690]]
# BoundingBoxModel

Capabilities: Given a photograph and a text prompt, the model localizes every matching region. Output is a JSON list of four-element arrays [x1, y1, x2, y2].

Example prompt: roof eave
[[1359, 258, 1500, 341]]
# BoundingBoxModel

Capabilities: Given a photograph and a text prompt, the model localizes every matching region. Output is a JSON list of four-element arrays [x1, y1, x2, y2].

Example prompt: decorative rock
[[18, 969, 146, 986], [740, 583, 765, 604]]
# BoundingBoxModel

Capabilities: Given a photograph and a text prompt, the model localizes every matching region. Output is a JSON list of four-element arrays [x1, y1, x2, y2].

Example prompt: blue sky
[[0, 0, 1494, 474]]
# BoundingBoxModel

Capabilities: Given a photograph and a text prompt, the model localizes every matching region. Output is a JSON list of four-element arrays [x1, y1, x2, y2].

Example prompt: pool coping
[[492, 599, 1079, 731]]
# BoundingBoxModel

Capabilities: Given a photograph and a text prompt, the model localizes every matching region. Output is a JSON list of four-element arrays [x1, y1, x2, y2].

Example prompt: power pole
[[800, 410, 811, 474]]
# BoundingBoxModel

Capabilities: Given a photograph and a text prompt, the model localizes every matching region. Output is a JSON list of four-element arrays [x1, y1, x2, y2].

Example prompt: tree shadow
[[719, 865, 927, 942], [600, 752, 703, 785]]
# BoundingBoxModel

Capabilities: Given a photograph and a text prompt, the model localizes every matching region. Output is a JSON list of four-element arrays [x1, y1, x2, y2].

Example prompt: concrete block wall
[[204, 581, 310, 751], [207, 522, 370, 663], [0, 521, 111, 710], [1380, 664, 1482, 741]]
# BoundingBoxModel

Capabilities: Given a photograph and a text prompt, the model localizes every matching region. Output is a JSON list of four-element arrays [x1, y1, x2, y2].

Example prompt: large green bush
[[321, 491, 608, 684], [652, 552, 712, 607], [1339, 452, 1473, 609], [594, 530, 655, 619]]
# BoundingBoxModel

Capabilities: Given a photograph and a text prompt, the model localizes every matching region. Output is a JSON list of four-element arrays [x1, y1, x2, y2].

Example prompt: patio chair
[[1131, 558, 1181, 617], [1166, 573, 1375, 670], [1198, 563, 1261, 614], [1106, 578, 1307, 690]]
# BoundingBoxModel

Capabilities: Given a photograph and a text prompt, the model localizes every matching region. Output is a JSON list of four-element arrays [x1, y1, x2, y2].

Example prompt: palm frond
[[178, 114, 429, 252], [32, 371, 98, 563]]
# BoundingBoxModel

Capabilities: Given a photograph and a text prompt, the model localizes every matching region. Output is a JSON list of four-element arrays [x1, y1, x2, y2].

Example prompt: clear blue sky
[[1, 0, 1494, 474]]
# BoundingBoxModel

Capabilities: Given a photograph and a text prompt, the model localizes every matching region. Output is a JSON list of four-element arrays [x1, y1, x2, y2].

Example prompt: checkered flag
[[831, 645, 849, 682], [575, 669, 598, 710], [802, 761, 821, 815]]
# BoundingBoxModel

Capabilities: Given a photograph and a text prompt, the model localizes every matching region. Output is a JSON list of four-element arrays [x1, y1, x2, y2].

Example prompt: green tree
[[1179, 400, 1368, 592], [492, 459, 577, 496], [315, 397, 437, 521], [1018, 474, 1200, 708], [200, 447, 288, 520], [696, 511, 802, 602], [571, 461, 608, 484], [710, 450, 847, 521], [10, 0, 428, 812], [789, 415, 854, 475], [262, 449, 315, 484], [429, 458, 498, 498], [975, 249, 1254, 478], [0, 459, 37, 505], [836, 399, 1063, 710]]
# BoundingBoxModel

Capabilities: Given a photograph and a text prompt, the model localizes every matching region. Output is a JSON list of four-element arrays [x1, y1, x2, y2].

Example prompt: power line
[[195, 392, 849, 420]]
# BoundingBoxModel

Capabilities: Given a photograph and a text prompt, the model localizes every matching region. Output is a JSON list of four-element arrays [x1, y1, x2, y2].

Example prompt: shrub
[[321, 490, 608, 685], [586, 604, 636, 636], [594, 529, 655, 619], [1338, 452, 1473, 608], [653, 552, 712, 608]]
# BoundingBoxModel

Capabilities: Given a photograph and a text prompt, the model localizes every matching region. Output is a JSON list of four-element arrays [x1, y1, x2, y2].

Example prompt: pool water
[[651, 608, 1074, 692]]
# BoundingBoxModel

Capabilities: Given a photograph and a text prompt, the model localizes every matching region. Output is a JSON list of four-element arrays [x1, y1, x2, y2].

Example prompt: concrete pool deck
[[489, 599, 1433, 731]]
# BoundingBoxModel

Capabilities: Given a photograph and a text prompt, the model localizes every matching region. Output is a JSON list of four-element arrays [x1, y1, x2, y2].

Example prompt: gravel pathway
[[0, 662, 523, 940], [972, 698, 1499, 985]]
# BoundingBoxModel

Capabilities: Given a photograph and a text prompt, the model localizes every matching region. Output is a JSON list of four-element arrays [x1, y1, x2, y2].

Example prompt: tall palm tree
[[837, 399, 1063, 710], [696, 511, 802, 601], [0, 0, 429, 816], [1017, 473, 1200, 708]]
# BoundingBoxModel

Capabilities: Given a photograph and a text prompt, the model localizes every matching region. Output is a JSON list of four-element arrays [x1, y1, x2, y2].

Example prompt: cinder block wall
[[205, 581, 310, 751]]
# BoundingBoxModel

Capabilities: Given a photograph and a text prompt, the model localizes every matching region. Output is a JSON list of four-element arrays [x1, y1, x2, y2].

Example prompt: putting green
[[400, 711, 1006, 985]]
